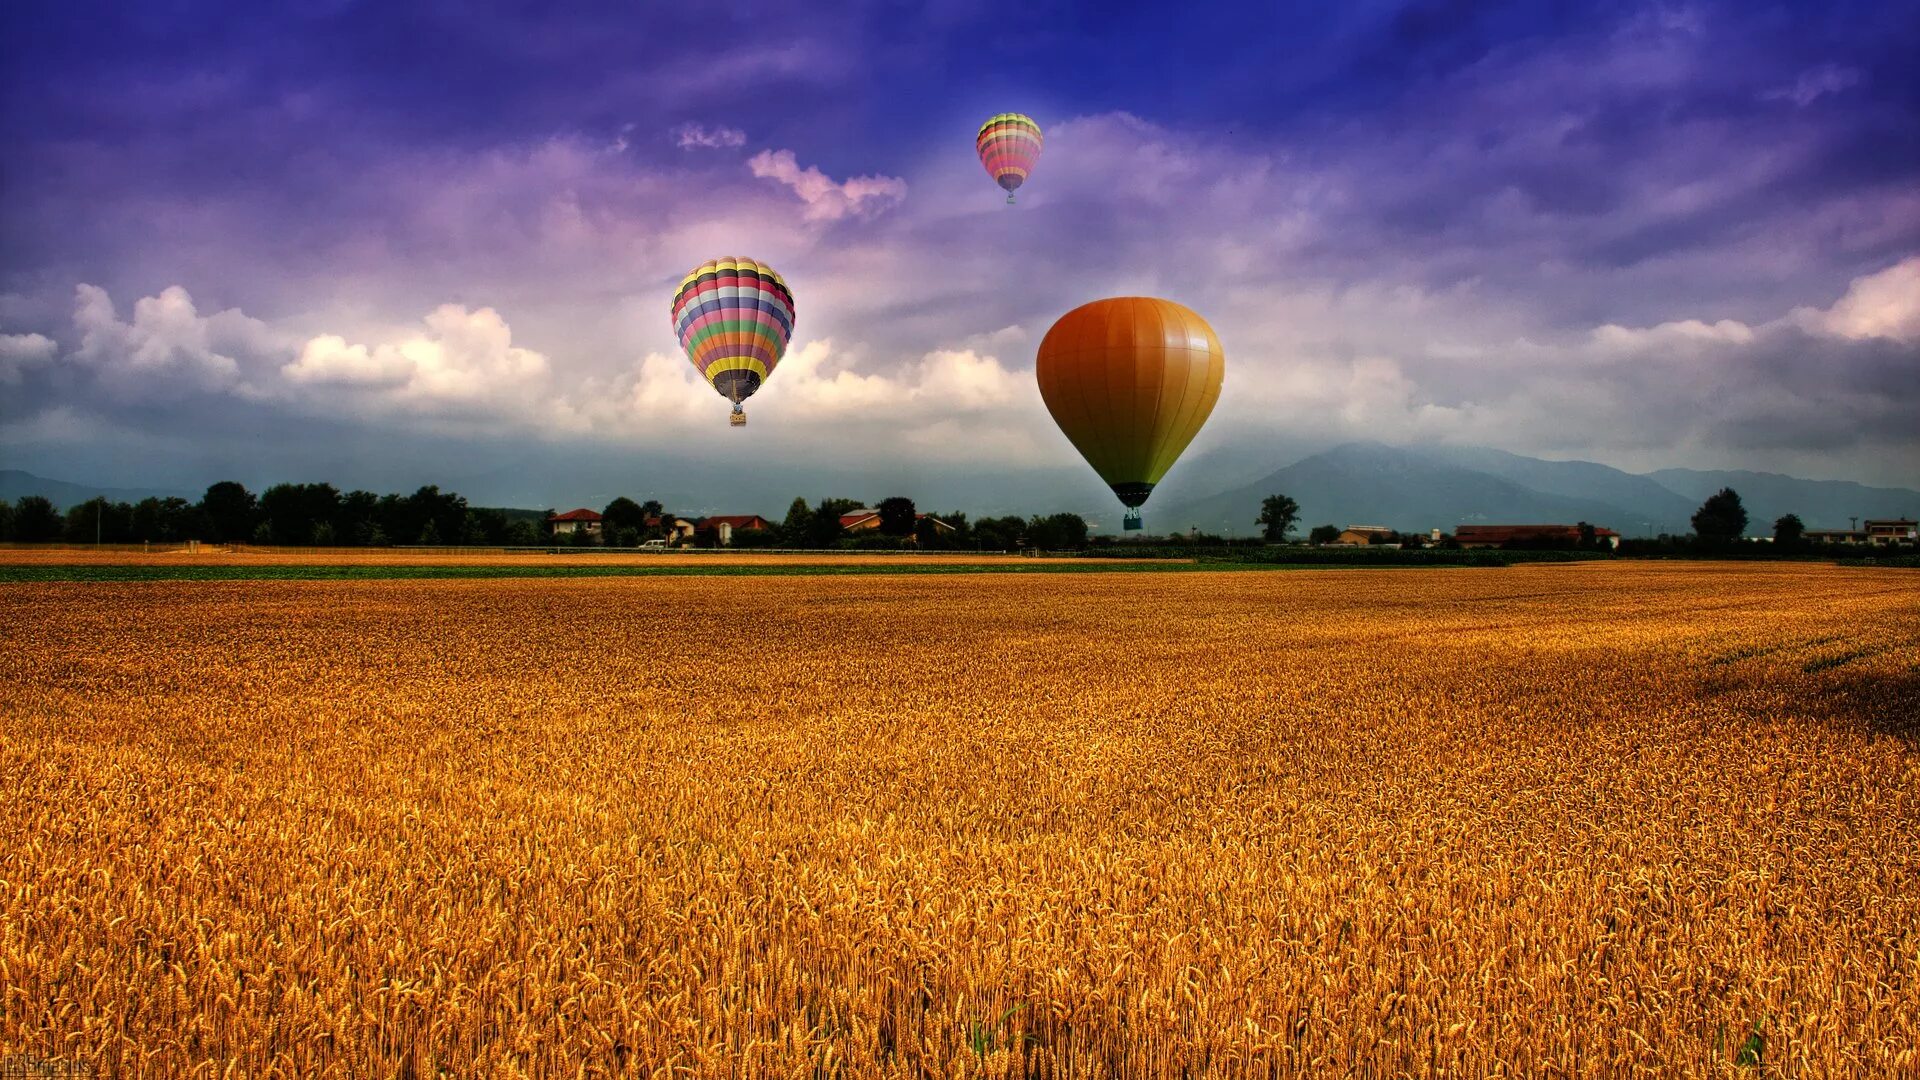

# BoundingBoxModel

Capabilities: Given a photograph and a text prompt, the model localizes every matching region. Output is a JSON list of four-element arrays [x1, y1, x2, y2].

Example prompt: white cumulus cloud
[[0, 331, 57, 384], [70, 284, 286, 400], [285, 304, 552, 411], [1805, 256, 1920, 343], [747, 149, 906, 222]]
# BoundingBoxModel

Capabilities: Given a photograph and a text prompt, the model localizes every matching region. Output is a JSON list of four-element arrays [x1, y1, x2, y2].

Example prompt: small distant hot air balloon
[[671, 256, 795, 426], [1035, 297, 1225, 531], [977, 113, 1042, 204]]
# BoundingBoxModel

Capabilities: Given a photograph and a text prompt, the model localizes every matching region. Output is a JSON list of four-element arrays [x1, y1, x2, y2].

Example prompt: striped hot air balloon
[[1036, 297, 1225, 531], [977, 113, 1043, 204], [671, 256, 795, 426]]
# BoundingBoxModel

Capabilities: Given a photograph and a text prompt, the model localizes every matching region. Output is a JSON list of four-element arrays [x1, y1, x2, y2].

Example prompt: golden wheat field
[[1, 561, 1916, 1078]]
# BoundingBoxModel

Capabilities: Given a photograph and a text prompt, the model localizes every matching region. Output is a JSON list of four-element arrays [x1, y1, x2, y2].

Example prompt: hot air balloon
[[671, 256, 795, 426], [1035, 297, 1225, 531], [977, 113, 1042, 204]]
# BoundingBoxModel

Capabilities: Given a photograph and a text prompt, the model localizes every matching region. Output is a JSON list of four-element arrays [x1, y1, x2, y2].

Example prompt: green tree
[[504, 519, 541, 546], [635, 500, 667, 539], [916, 512, 968, 550], [375, 493, 418, 544], [64, 498, 134, 543], [198, 481, 258, 543], [259, 482, 341, 545], [1257, 494, 1301, 543], [0, 499, 12, 541], [1308, 524, 1340, 545], [339, 490, 381, 545], [973, 515, 1026, 551], [1771, 513, 1805, 547], [407, 486, 468, 546], [13, 495, 63, 542], [131, 496, 197, 542], [1026, 512, 1088, 550], [466, 508, 511, 545], [808, 497, 864, 547], [780, 497, 812, 546], [603, 497, 647, 538], [1691, 487, 1748, 546], [877, 496, 917, 537]]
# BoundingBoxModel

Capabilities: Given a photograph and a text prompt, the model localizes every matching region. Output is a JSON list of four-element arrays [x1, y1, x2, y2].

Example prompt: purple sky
[[2, 0, 1917, 503]]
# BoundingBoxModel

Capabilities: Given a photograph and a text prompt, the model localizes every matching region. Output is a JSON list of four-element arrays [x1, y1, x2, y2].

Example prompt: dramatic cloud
[[1256, 258, 1920, 471], [283, 305, 551, 412], [747, 150, 907, 222], [549, 338, 1048, 465], [69, 284, 288, 401], [674, 123, 746, 150], [31, 285, 1044, 464], [0, 331, 56, 384], [1805, 256, 1920, 343]]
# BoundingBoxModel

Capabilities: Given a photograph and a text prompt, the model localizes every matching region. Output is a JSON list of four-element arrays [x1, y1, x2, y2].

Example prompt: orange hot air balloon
[[1035, 297, 1225, 531]]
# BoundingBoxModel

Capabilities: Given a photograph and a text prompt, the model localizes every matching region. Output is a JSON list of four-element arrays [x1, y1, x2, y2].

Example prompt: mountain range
[[0, 470, 186, 510], [1157, 443, 1920, 537], [5, 444, 1917, 537]]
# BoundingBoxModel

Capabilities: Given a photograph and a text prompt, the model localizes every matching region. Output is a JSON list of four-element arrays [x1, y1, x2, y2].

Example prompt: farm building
[[643, 515, 699, 542], [696, 515, 773, 546], [839, 510, 958, 534], [548, 508, 603, 537], [1455, 524, 1620, 549], [1813, 520, 1919, 546], [1865, 518, 1917, 545], [1334, 525, 1396, 546]]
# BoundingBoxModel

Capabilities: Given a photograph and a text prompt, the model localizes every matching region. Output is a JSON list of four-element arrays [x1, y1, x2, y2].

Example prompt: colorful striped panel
[[671, 257, 794, 405], [976, 113, 1043, 194]]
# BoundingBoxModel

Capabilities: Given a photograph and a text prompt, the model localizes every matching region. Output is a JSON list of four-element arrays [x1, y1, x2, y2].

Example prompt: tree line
[[595, 494, 1090, 551], [0, 483, 1093, 551], [5, 479, 1856, 553], [0, 483, 540, 546], [1240, 486, 1855, 553]]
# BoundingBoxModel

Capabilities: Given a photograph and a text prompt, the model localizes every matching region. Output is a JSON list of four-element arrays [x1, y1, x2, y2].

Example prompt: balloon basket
[[1006, 194, 1016, 205], [728, 408, 746, 427], [1123, 509, 1143, 531]]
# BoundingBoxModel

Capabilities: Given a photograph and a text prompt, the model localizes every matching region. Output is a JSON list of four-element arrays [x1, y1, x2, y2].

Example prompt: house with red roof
[[696, 515, 773, 545], [548, 508, 602, 538], [644, 515, 699, 543]]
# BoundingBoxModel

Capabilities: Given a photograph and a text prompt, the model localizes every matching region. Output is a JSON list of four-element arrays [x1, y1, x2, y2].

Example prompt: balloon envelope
[[977, 113, 1042, 201], [671, 257, 795, 423], [1035, 297, 1224, 522]]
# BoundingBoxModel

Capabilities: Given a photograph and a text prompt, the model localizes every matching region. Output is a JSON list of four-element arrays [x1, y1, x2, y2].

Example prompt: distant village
[[548, 505, 959, 547], [2, 478, 1913, 552], [544, 500, 1918, 551]]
